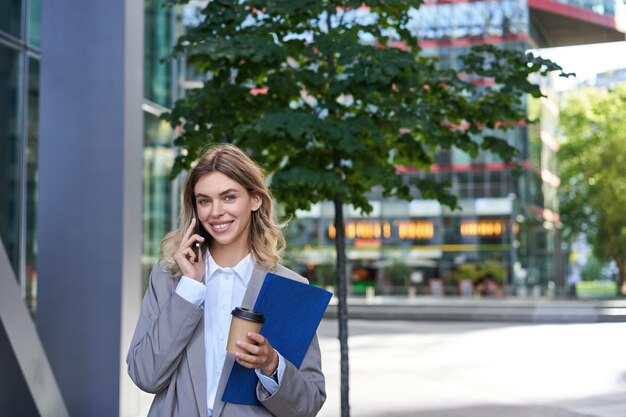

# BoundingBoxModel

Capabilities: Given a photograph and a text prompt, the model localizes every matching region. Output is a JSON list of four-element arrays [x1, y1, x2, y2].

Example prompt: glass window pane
[[144, 0, 174, 106], [142, 111, 176, 287], [0, 0, 22, 38], [25, 57, 39, 313], [0, 43, 23, 277], [28, 0, 40, 47], [452, 147, 472, 165]]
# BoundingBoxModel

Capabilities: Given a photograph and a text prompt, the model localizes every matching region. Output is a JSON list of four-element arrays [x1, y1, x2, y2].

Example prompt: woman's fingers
[[181, 217, 196, 243], [235, 339, 262, 356], [246, 332, 267, 345], [174, 250, 205, 280], [174, 247, 194, 265], [184, 247, 196, 263], [177, 218, 205, 262], [182, 234, 205, 254], [174, 219, 206, 280], [233, 333, 276, 371]]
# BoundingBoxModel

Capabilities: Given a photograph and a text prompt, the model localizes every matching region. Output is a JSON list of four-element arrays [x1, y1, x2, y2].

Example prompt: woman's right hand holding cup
[[173, 218, 205, 282]]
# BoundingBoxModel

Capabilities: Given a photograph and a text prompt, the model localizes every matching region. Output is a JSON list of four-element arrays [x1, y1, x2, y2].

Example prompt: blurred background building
[[285, 0, 626, 297], [3, 0, 626, 312], [138, 0, 626, 301], [595, 66, 626, 87]]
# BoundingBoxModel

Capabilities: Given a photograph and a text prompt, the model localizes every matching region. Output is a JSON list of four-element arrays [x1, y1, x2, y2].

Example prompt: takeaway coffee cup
[[227, 307, 266, 355]]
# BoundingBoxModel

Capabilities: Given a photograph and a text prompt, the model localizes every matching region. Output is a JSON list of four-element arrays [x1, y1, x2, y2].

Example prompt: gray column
[[37, 1, 143, 416]]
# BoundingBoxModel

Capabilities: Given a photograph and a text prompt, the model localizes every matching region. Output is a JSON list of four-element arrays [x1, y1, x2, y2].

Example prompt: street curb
[[324, 299, 626, 323]]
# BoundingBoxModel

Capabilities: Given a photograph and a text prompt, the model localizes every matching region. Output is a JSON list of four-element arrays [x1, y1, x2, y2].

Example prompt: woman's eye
[[198, 199, 210, 205], [224, 195, 236, 201]]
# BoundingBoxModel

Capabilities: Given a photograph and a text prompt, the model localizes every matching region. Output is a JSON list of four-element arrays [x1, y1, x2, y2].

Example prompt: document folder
[[222, 272, 333, 405]]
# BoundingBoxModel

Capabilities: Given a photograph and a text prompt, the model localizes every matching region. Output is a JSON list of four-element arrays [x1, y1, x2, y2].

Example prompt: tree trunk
[[324, 9, 349, 415], [618, 258, 626, 296], [333, 152, 350, 417]]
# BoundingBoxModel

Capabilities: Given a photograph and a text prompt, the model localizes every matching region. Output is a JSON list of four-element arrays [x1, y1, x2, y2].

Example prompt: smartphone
[[193, 209, 202, 262], [195, 221, 202, 261]]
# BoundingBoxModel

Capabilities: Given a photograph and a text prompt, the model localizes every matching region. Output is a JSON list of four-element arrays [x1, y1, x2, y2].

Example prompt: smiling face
[[194, 171, 261, 265]]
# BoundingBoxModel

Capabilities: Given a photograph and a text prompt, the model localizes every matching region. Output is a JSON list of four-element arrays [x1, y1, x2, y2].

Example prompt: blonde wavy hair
[[161, 144, 285, 274]]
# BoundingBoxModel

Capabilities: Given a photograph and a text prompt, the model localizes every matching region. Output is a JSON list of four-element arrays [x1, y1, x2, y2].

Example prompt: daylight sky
[[531, 40, 626, 90]]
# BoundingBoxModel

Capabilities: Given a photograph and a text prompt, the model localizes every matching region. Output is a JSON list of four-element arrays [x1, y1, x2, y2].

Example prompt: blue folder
[[222, 272, 333, 405]]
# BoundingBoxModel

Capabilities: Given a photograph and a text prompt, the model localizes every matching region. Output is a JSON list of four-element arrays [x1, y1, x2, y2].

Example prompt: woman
[[127, 144, 326, 417]]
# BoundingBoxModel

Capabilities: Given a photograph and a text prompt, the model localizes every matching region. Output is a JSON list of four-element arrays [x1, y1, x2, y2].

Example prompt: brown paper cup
[[227, 307, 265, 355]]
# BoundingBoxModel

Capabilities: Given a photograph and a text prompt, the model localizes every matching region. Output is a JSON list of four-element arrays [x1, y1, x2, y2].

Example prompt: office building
[[286, 0, 625, 296]]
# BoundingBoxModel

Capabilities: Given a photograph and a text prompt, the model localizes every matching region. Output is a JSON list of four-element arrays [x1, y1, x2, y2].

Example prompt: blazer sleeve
[[256, 334, 326, 417], [126, 262, 204, 394]]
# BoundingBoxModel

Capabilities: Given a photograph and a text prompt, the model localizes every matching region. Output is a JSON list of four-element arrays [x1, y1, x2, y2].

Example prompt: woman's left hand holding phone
[[173, 218, 205, 282]]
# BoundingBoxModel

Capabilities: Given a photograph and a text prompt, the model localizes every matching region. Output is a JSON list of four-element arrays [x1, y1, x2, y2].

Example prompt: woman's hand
[[173, 218, 205, 282], [234, 333, 279, 376]]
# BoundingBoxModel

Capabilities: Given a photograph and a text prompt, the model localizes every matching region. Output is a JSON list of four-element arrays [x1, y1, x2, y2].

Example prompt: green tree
[[449, 263, 480, 284], [386, 261, 413, 287], [559, 85, 626, 295], [164, 2, 569, 415], [479, 259, 506, 285], [580, 255, 611, 282]]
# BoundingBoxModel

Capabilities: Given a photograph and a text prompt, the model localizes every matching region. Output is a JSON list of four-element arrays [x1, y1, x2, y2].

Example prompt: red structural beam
[[397, 161, 561, 187], [434, 160, 539, 174], [423, 0, 501, 4], [397, 161, 561, 190], [419, 34, 528, 48], [528, 0, 621, 30], [398, 160, 531, 174]]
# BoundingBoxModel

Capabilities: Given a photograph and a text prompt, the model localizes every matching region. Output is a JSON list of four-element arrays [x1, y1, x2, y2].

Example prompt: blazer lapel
[[212, 264, 268, 417], [211, 353, 235, 417], [187, 314, 207, 417], [241, 265, 267, 309]]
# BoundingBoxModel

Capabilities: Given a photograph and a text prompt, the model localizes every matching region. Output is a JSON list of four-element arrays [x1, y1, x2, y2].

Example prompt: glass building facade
[[562, 0, 617, 15], [140, 0, 219, 287], [0, 0, 40, 313], [0, 0, 183, 311], [141, 0, 185, 286]]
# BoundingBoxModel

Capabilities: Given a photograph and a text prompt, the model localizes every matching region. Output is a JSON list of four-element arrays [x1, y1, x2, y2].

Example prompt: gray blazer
[[127, 261, 326, 417]]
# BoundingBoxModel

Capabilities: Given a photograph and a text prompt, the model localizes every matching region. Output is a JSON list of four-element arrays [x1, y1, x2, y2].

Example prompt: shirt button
[[216, 371, 221, 378], [221, 304, 227, 310]]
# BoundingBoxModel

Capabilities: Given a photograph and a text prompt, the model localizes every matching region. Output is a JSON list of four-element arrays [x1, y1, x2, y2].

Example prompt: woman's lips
[[210, 221, 233, 233]]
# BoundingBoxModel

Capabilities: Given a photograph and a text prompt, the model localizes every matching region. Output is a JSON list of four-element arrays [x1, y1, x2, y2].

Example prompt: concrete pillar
[[37, 1, 143, 416]]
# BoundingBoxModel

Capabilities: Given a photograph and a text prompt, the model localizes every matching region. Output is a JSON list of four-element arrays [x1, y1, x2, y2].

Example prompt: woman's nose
[[210, 201, 224, 217]]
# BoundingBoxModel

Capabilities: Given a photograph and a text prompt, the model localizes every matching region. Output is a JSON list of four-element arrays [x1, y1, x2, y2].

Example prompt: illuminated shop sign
[[328, 221, 391, 240], [397, 221, 434, 240], [459, 220, 505, 237], [328, 220, 434, 240]]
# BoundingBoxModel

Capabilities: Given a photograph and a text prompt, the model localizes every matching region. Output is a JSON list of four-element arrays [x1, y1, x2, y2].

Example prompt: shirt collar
[[207, 252, 253, 285]]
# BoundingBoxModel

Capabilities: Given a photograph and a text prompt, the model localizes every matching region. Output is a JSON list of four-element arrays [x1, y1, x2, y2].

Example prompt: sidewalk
[[317, 320, 626, 417], [324, 295, 626, 323]]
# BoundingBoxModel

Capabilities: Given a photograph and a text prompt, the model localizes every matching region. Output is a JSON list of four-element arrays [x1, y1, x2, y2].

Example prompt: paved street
[[317, 319, 626, 417]]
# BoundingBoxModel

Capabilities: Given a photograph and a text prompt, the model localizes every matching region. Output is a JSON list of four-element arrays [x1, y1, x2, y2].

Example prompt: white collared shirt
[[175, 252, 284, 417]]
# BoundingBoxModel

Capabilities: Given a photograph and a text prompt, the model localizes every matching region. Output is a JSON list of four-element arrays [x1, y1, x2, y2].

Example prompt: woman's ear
[[251, 194, 262, 212]]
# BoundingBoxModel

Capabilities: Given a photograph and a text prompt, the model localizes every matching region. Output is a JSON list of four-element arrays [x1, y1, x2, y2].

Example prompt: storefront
[[285, 194, 558, 297]]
